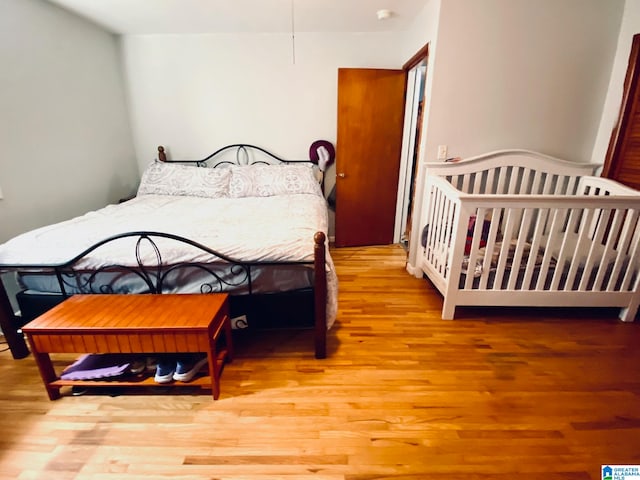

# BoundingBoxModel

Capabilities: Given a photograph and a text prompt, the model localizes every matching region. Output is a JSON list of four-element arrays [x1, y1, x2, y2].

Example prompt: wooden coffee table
[[22, 294, 233, 400]]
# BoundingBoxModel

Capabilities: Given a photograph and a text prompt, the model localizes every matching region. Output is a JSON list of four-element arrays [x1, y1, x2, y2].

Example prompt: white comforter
[[0, 193, 337, 327]]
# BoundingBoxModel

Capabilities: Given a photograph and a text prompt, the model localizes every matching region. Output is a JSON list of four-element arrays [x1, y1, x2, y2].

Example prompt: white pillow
[[137, 162, 231, 198], [229, 164, 322, 198]]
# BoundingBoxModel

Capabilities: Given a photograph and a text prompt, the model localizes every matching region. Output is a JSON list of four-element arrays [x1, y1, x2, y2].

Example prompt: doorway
[[333, 44, 430, 248], [395, 58, 428, 249]]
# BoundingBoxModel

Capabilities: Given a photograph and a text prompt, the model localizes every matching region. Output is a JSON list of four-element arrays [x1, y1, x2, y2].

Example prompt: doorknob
[[337, 172, 346, 178]]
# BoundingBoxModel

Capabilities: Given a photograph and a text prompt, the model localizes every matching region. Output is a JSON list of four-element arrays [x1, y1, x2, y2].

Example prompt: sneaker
[[128, 357, 146, 375], [145, 356, 158, 372], [154, 357, 176, 384], [173, 354, 208, 382]]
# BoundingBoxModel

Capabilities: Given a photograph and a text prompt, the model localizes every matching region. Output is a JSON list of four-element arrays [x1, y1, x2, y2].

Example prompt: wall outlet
[[437, 145, 448, 160], [0, 186, 3, 200], [230, 315, 248, 329]]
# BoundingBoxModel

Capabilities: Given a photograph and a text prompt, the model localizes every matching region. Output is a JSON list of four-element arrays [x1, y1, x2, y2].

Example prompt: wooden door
[[603, 33, 640, 190], [335, 68, 406, 247]]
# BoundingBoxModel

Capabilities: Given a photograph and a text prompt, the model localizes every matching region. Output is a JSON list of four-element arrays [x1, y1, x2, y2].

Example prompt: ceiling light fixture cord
[[291, 0, 296, 65]]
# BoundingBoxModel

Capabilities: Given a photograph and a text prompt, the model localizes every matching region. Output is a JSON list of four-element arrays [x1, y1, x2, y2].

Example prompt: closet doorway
[[394, 44, 429, 250]]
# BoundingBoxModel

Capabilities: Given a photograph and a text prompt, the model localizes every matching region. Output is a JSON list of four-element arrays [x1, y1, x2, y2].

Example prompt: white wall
[[0, 0, 138, 244], [423, 0, 623, 164], [122, 31, 405, 174], [406, 0, 625, 272], [122, 31, 407, 239], [401, 0, 441, 62], [591, 0, 640, 164]]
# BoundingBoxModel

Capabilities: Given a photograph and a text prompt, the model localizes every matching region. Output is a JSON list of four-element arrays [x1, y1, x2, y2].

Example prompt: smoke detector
[[376, 9, 392, 20]]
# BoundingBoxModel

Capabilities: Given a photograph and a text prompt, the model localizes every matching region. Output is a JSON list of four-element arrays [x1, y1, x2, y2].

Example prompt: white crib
[[419, 149, 640, 322]]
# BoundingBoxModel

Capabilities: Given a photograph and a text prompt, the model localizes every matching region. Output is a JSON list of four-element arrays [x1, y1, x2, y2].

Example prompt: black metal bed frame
[[0, 144, 330, 360]]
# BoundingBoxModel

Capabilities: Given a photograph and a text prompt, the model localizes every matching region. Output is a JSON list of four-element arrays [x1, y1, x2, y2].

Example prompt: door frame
[[602, 33, 640, 179], [393, 43, 429, 245]]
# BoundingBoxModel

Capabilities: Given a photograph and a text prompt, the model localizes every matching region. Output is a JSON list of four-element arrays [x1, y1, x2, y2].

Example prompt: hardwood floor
[[1, 244, 639, 479]]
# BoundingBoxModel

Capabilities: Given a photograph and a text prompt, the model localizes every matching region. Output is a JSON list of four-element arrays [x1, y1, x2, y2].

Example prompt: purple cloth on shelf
[[60, 354, 132, 380]]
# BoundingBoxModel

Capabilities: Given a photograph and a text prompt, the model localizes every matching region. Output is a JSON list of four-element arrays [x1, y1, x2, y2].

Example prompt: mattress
[[0, 193, 338, 327]]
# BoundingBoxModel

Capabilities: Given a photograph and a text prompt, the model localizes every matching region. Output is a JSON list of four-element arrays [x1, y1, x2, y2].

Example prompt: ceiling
[[46, 0, 430, 35]]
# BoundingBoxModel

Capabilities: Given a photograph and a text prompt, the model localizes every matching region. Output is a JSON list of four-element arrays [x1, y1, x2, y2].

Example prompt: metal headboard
[[157, 144, 313, 168]]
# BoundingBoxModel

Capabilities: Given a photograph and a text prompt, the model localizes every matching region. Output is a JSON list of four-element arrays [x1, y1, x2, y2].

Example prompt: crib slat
[[549, 208, 581, 291], [493, 208, 517, 289], [507, 167, 520, 194], [540, 172, 554, 195], [620, 214, 640, 291], [594, 209, 625, 290], [441, 194, 455, 275], [530, 170, 543, 195], [616, 209, 640, 256], [432, 188, 449, 273], [509, 203, 530, 288], [536, 209, 563, 290], [477, 208, 501, 290], [443, 200, 457, 278], [463, 208, 487, 289], [521, 168, 533, 194], [565, 175, 578, 195], [460, 174, 470, 194], [577, 209, 611, 291], [471, 172, 483, 194], [486, 169, 496, 194], [496, 167, 508, 194], [431, 187, 446, 271], [548, 209, 568, 291], [467, 207, 492, 288], [552, 175, 564, 195], [564, 208, 597, 290], [521, 208, 548, 290], [507, 208, 534, 290], [423, 184, 437, 265], [606, 210, 637, 290]]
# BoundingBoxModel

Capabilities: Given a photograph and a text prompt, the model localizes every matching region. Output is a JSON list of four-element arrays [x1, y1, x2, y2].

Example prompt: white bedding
[[0, 193, 338, 327]]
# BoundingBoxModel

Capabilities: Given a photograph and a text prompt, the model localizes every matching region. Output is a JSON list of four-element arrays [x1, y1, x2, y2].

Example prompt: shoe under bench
[[22, 293, 233, 400]]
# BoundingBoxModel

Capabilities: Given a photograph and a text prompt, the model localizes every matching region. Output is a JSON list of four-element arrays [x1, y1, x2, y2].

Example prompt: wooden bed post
[[313, 231, 327, 359], [157, 146, 166, 162], [0, 279, 29, 359]]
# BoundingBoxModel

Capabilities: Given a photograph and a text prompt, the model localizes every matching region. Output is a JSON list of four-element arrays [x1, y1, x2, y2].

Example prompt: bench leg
[[223, 313, 234, 362], [206, 347, 220, 400], [28, 344, 61, 400]]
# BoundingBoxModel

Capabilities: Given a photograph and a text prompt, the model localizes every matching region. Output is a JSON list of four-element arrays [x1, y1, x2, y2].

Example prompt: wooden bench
[[22, 294, 233, 400]]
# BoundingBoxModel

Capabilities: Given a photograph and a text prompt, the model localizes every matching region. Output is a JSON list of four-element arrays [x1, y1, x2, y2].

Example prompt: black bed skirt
[[16, 289, 316, 331]]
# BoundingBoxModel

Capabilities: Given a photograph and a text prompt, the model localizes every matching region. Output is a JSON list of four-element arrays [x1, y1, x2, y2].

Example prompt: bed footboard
[[0, 281, 29, 359], [0, 231, 330, 359], [314, 231, 327, 359]]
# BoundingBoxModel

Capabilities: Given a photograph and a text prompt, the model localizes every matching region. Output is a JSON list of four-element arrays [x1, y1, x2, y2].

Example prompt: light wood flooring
[[1, 244, 639, 479]]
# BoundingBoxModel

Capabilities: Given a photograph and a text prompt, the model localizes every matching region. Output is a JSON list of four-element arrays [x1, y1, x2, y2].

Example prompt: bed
[[418, 149, 640, 322], [0, 143, 338, 360]]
